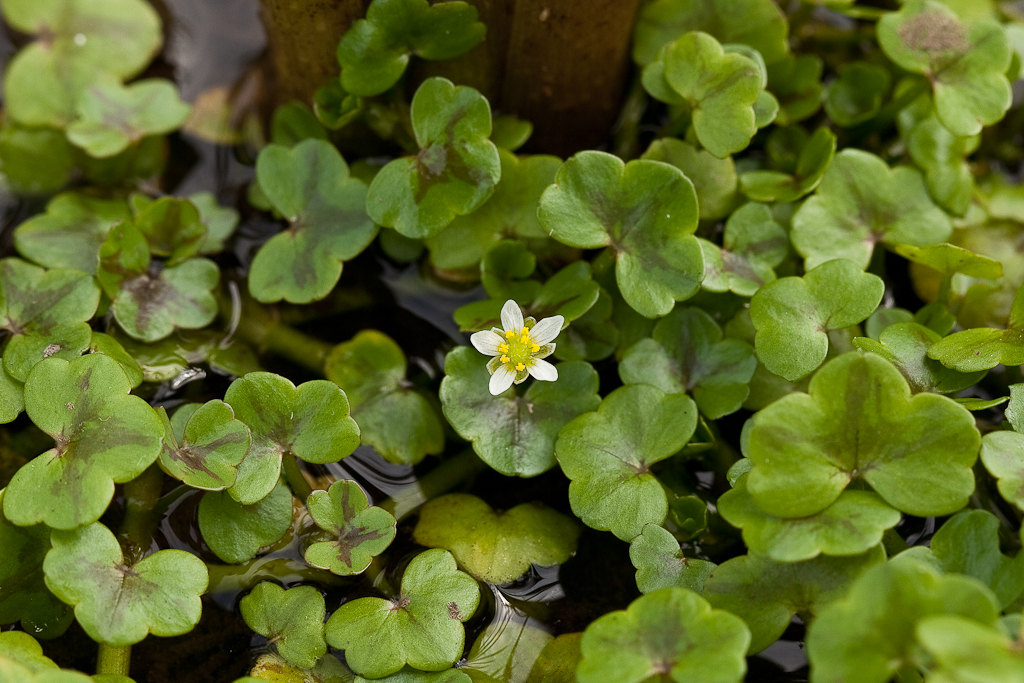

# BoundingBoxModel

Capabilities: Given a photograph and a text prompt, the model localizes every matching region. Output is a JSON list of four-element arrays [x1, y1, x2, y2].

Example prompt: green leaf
[[552, 287, 619, 363], [749, 259, 885, 381], [158, 400, 251, 490], [705, 547, 885, 655], [198, 479, 293, 564], [0, 632, 57, 672], [1007, 383, 1024, 433], [240, 583, 327, 669], [851, 322, 986, 393], [739, 127, 836, 203], [479, 240, 541, 303], [632, 0, 788, 67], [628, 524, 715, 594], [538, 151, 703, 318], [366, 78, 500, 239], [767, 54, 824, 125], [325, 330, 443, 466], [526, 633, 582, 683], [250, 139, 377, 304], [67, 79, 190, 158], [791, 149, 952, 270], [917, 615, 1024, 682], [806, 558, 1001, 683], [641, 138, 738, 221], [304, 479, 396, 576], [413, 493, 579, 584], [929, 510, 1024, 608], [337, 0, 485, 96], [1, 0, 162, 127], [426, 151, 559, 270], [3, 354, 164, 529], [270, 101, 328, 147], [718, 474, 901, 562], [0, 659, 92, 682], [324, 548, 480, 678], [130, 196, 207, 266], [698, 202, 787, 298], [619, 307, 756, 419], [440, 347, 600, 477], [489, 115, 533, 152], [744, 351, 980, 518], [13, 193, 130, 274], [980, 430, 1024, 511], [878, 0, 1011, 136], [0, 122, 77, 195], [823, 62, 892, 126], [577, 587, 749, 683], [555, 384, 698, 541], [0, 368, 24, 425], [928, 281, 1024, 371], [891, 241, 1003, 279], [109, 328, 260, 383], [224, 373, 360, 504], [189, 191, 240, 254], [43, 521, 207, 646]]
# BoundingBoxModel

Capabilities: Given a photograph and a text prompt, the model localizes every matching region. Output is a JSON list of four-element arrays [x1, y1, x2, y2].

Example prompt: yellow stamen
[[520, 327, 528, 335], [505, 330, 515, 338], [532, 343, 540, 352], [500, 355, 510, 363], [516, 363, 525, 371], [498, 343, 509, 353]]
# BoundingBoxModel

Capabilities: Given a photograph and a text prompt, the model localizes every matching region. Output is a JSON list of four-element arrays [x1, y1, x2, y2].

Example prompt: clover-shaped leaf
[[928, 510, 1024, 608], [440, 348, 599, 477], [129, 196, 206, 266], [553, 287, 619, 363], [198, 479, 293, 564], [806, 558, 1001, 683], [367, 78, 500, 239], [749, 259, 884, 381], [67, 79, 190, 158], [240, 583, 327, 669], [425, 151, 560, 270], [718, 474, 901, 562], [324, 548, 480, 678], [1, 0, 162, 127], [629, 524, 715, 595], [878, 0, 1011, 136], [13, 193, 130, 274], [0, 258, 100, 381], [3, 354, 164, 529], [705, 547, 885, 655], [538, 151, 703, 318], [325, 331, 443, 466], [791, 150, 952, 270], [337, 0, 484, 96], [225, 373, 360, 504], [158, 400, 251, 490], [746, 351, 979, 519], [479, 240, 542, 306], [980, 431, 1024, 511], [556, 384, 697, 541], [0, 632, 57, 672], [249, 139, 377, 304], [740, 127, 836, 203], [852, 321, 986, 393], [927, 280, 1024, 371], [577, 587, 749, 683], [767, 54, 823, 125], [619, 307, 756, 419], [304, 479, 396, 576], [641, 138, 738, 221], [823, 62, 892, 127], [413, 493, 579, 584], [0, 122, 76, 195], [43, 521, 207, 646], [698, 202, 786, 298], [917, 616, 1024, 682], [188, 191, 239, 255]]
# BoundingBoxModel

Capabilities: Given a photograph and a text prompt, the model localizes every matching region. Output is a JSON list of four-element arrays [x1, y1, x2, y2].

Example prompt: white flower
[[470, 300, 564, 395]]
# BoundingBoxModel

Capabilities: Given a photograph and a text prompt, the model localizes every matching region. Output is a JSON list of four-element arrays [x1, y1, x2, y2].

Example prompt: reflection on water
[[318, 444, 418, 506]]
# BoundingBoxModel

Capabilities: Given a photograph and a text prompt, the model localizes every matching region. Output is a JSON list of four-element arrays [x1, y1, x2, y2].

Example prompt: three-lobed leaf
[[629, 524, 715, 595], [304, 479, 396, 576], [13, 193, 130, 274], [158, 400, 251, 491], [198, 479, 294, 565], [240, 583, 327, 669]]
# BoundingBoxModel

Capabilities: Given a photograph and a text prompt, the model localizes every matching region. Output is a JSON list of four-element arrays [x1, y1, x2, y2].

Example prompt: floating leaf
[[526, 633, 581, 683], [240, 583, 327, 669], [641, 138, 737, 220], [324, 549, 480, 678], [270, 101, 328, 147], [739, 127, 836, 203], [337, 0, 485, 96], [325, 331, 443, 466], [891, 241, 1003, 279], [927, 281, 1024, 371], [0, 632, 57, 672], [629, 524, 715, 594], [3, 354, 164, 529], [440, 348, 600, 477], [791, 149, 952, 270], [619, 306, 756, 419], [189, 191, 240, 255], [552, 287, 619, 363], [980, 430, 1024, 511], [928, 510, 1024, 608], [158, 400, 251, 490], [698, 202, 787, 298], [304, 479, 396, 576], [767, 54, 823, 125], [13, 193, 130, 274], [717, 474, 901, 562], [556, 384, 697, 541], [878, 0, 1011, 136], [129, 196, 207, 266], [224, 373, 360, 504], [43, 521, 207, 646], [917, 615, 1024, 682], [249, 139, 377, 304], [851, 322, 986, 393], [538, 151, 703, 318], [413, 493, 579, 584], [749, 259, 884, 381], [703, 547, 886, 654], [823, 62, 891, 126], [576, 587, 749, 683], [479, 241, 542, 305], [198, 479, 293, 564], [366, 78, 500, 239], [489, 115, 533, 152], [0, 659, 91, 682], [0, 121, 77, 195]]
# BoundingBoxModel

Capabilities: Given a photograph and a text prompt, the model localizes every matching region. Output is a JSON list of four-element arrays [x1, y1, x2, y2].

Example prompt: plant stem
[[96, 643, 131, 676], [231, 300, 333, 375], [119, 464, 165, 567], [378, 450, 485, 522], [282, 453, 315, 502], [207, 556, 350, 595]]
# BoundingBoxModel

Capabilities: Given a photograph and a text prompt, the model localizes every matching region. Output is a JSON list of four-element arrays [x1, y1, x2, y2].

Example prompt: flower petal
[[527, 358, 558, 382], [470, 330, 505, 356], [489, 364, 516, 395], [530, 315, 564, 345], [500, 300, 524, 333]]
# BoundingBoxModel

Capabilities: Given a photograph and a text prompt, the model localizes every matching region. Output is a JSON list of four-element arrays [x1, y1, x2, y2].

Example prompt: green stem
[[232, 306, 332, 375], [378, 450, 485, 522], [282, 453, 315, 502], [96, 643, 131, 676], [612, 74, 648, 161], [207, 556, 350, 595], [118, 464, 165, 568], [882, 527, 910, 556]]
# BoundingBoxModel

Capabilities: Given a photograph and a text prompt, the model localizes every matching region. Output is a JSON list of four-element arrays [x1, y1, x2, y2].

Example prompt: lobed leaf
[[13, 193, 130, 274], [304, 479, 396, 576], [158, 400, 251, 491], [240, 583, 327, 669], [641, 138, 737, 221], [628, 524, 716, 595], [739, 126, 836, 204], [198, 479, 293, 565]]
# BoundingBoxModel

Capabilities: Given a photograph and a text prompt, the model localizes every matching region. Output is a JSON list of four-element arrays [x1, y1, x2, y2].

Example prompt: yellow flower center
[[500, 326, 536, 370]]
